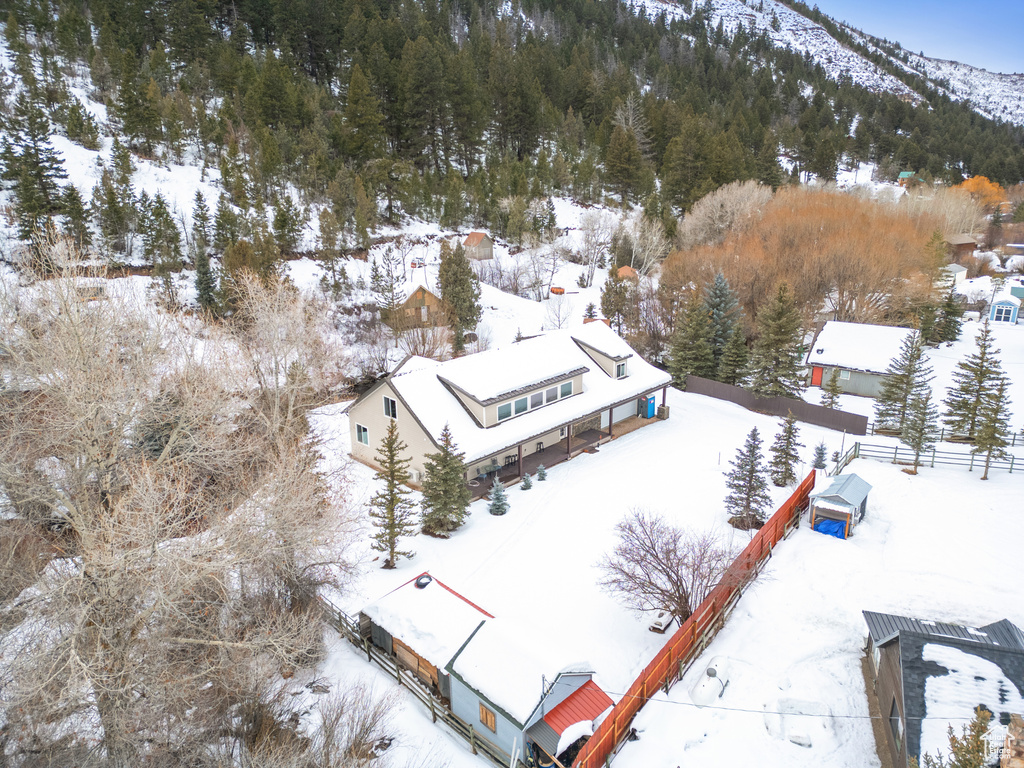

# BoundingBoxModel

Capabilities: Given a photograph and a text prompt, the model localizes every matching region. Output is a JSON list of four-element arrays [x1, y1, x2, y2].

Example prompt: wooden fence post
[[469, 725, 477, 755], [930, 448, 936, 468]]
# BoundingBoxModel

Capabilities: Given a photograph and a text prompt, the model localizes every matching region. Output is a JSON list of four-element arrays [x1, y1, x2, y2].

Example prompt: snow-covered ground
[[905, 55, 1024, 127], [614, 454, 1023, 768]]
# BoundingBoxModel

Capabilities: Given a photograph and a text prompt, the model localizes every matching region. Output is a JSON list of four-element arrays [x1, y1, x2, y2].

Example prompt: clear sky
[[809, 1, 1024, 74]]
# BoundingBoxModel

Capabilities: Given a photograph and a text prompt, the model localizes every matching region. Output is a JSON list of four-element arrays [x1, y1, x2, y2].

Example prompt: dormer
[[572, 336, 632, 379]]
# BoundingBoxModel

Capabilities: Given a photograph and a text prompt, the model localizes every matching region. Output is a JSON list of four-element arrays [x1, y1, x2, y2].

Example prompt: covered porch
[[467, 386, 668, 500]]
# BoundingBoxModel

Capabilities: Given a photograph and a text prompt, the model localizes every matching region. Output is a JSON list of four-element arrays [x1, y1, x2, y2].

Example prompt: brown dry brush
[[0, 254, 362, 767], [663, 186, 945, 325]]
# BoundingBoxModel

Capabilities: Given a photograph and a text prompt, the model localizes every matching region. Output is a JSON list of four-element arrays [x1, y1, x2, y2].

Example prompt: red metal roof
[[543, 680, 613, 735], [463, 232, 488, 247]]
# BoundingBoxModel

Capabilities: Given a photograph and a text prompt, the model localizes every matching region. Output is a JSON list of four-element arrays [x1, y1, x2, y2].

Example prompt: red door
[[811, 366, 823, 386]]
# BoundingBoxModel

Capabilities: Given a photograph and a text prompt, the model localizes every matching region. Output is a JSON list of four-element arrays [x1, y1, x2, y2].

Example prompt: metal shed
[[809, 474, 872, 539]]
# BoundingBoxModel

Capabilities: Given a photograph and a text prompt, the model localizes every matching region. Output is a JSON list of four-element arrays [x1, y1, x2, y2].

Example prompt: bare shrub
[[398, 325, 452, 360], [599, 509, 733, 622], [678, 180, 773, 250], [901, 186, 986, 237]]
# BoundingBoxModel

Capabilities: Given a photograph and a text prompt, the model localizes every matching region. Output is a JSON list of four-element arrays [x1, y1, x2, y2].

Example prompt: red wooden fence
[[572, 470, 817, 768]]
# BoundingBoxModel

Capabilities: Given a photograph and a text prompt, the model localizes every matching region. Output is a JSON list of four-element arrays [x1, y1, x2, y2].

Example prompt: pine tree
[[919, 707, 992, 768], [488, 478, 509, 516], [936, 290, 963, 343], [600, 271, 631, 333], [584, 302, 597, 320], [821, 368, 842, 409], [91, 140, 137, 255], [769, 413, 804, 487], [744, 283, 804, 398], [369, 420, 416, 568], [343, 63, 385, 165], [717, 327, 748, 385], [703, 272, 741, 364], [372, 247, 406, 342], [195, 246, 217, 313], [724, 427, 772, 527], [537, 465, 547, 481], [1, 93, 68, 240], [972, 378, 1012, 481], [521, 472, 532, 490], [667, 294, 716, 387], [60, 185, 91, 248], [874, 333, 933, 432], [943, 321, 1005, 441], [143, 193, 183, 306], [901, 389, 939, 474], [812, 441, 827, 470], [438, 241, 482, 353], [420, 425, 472, 537], [605, 125, 642, 206]]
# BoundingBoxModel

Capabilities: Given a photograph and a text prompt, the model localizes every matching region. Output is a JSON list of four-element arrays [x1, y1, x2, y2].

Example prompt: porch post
[[517, 443, 523, 477], [566, 424, 571, 457], [662, 386, 667, 406], [608, 407, 614, 439]]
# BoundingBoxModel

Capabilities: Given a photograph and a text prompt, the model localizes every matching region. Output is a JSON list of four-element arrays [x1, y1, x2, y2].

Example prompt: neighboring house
[[897, 171, 916, 187], [809, 473, 871, 539], [945, 233, 978, 262], [463, 232, 494, 261], [990, 285, 1021, 323], [387, 284, 449, 329], [347, 322, 671, 488], [863, 611, 1024, 768], [616, 265, 639, 281], [360, 574, 613, 765], [805, 322, 918, 397]]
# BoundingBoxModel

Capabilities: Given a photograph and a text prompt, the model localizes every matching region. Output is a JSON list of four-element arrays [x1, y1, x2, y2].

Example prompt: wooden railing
[[316, 592, 519, 768], [572, 470, 817, 768]]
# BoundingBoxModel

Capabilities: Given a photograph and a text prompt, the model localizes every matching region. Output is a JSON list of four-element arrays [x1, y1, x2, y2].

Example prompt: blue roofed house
[[359, 574, 614, 766], [863, 611, 1024, 768]]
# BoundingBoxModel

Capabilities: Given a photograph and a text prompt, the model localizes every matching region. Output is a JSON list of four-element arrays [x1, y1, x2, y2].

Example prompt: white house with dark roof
[[806, 321, 918, 398], [346, 322, 671, 490]]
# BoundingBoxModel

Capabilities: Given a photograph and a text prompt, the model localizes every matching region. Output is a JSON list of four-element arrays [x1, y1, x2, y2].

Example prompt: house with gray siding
[[360, 574, 614, 765], [863, 611, 1024, 768], [347, 322, 671, 489], [806, 322, 918, 398]]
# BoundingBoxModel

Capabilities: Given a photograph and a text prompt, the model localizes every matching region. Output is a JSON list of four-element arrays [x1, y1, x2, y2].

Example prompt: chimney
[[1002, 714, 1024, 768]]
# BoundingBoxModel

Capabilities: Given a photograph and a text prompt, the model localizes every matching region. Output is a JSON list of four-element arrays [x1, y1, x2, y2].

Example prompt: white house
[[806, 322, 918, 398], [346, 322, 671, 490]]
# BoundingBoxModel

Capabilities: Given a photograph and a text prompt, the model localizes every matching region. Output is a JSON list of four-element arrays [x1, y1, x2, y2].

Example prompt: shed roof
[[945, 233, 978, 246], [811, 473, 872, 509], [898, 171, 915, 179], [543, 679, 613, 735], [863, 610, 1024, 650], [361, 573, 492, 670], [805, 322, 918, 375], [463, 232, 490, 247], [942, 263, 968, 275]]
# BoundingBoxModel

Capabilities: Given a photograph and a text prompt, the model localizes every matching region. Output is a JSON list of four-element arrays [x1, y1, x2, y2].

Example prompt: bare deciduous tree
[[599, 509, 733, 622], [576, 211, 612, 288], [678, 180, 773, 250], [0, 252, 359, 766]]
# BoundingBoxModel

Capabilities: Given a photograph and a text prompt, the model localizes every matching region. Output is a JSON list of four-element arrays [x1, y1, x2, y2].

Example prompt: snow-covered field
[[615, 455, 1023, 768]]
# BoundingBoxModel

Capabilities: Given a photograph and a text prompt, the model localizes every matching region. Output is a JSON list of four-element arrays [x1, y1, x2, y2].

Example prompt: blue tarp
[[814, 518, 848, 539]]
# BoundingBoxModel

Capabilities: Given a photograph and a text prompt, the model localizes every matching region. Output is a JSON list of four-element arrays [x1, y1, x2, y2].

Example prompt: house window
[[560, 381, 573, 398], [993, 304, 1014, 322], [839, 369, 851, 380], [356, 424, 369, 445], [889, 699, 903, 753], [498, 403, 512, 421], [515, 397, 528, 415], [616, 362, 627, 378], [479, 703, 497, 732], [546, 386, 558, 403], [531, 392, 544, 409], [383, 396, 397, 419]]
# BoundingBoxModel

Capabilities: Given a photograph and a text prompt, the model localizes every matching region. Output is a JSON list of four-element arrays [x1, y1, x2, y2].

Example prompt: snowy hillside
[[628, 0, 919, 100], [905, 55, 1024, 126]]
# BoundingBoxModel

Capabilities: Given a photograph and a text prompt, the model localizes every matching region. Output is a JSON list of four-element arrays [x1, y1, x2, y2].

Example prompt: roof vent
[[816, 348, 824, 354], [414, 574, 433, 589]]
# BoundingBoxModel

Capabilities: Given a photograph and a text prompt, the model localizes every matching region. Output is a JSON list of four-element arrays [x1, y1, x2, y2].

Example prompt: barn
[[809, 473, 872, 539]]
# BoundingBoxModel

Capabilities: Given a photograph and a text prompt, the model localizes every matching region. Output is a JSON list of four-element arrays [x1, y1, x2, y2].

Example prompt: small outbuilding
[[809, 473, 872, 539], [989, 288, 1021, 324], [806, 322, 918, 397], [463, 232, 494, 261], [945, 233, 977, 262]]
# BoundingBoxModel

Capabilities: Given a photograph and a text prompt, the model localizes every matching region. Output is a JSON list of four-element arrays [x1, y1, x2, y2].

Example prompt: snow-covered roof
[[805, 322, 918, 375], [811, 474, 872, 509], [448, 618, 553, 725], [992, 287, 1022, 307], [360, 574, 491, 670], [941, 263, 967, 275], [399, 283, 438, 303], [385, 322, 671, 464]]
